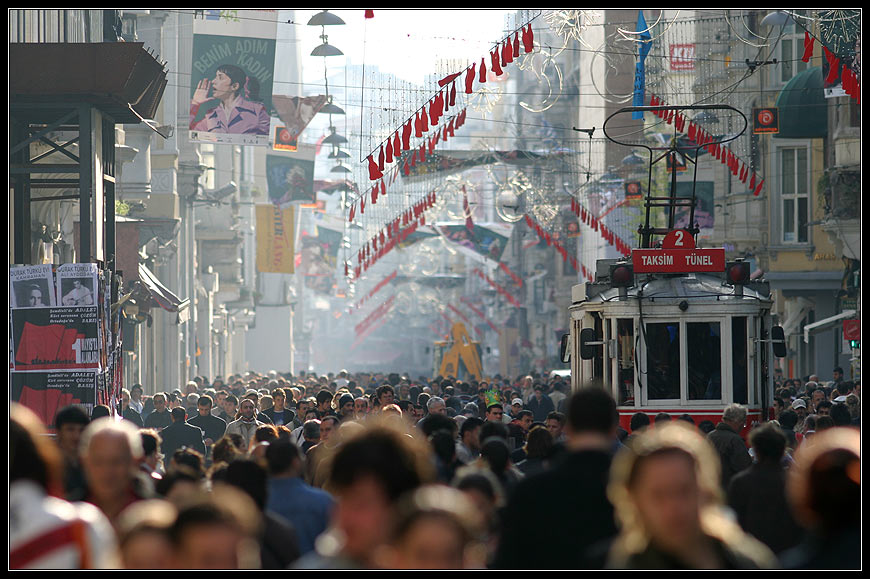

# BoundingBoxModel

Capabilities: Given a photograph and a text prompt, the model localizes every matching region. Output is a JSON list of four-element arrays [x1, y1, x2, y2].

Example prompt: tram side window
[[645, 322, 680, 400], [687, 322, 722, 400], [732, 317, 748, 404], [592, 313, 605, 381], [617, 319, 635, 406]]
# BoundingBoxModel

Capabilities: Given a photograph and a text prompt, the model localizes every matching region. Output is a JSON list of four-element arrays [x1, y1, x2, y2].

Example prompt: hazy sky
[[296, 9, 514, 86]]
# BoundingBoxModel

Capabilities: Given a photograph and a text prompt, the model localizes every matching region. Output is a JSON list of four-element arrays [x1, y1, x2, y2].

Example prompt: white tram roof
[[575, 273, 773, 307]]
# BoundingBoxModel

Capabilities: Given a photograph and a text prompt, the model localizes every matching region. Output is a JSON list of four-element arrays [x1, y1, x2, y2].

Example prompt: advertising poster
[[255, 204, 296, 274], [674, 181, 715, 233], [56, 263, 99, 307], [10, 264, 56, 308], [299, 227, 341, 295], [11, 371, 97, 430], [189, 10, 277, 146], [266, 152, 316, 206], [438, 223, 509, 264], [11, 307, 101, 371]]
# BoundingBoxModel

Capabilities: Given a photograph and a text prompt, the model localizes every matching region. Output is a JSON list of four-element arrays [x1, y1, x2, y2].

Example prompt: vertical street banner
[[256, 204, 296, 274], [632, 10, 653, 120], [10, 264, 57, 308], [189, 9, 277, 146], [11, 371, 98, 430], [299, 226, 342, 295], [266, 149, 316, 206], [11, 307, 101, 371]]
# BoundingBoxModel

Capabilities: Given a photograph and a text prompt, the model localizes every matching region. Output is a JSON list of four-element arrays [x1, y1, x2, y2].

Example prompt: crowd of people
[[10, 368, 861, 569]]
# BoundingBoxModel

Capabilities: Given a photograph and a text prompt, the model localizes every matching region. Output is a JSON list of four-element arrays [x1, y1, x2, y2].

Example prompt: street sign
[[843, 319, 860, 341], [752, 107, 779, 134], [273, 126, 298, 151]]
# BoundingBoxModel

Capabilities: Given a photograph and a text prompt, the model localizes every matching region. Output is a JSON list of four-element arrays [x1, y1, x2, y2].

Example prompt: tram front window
[[646, 322, 680, 400], [687, 322, 722, 400], [617, 319, 635, 406]]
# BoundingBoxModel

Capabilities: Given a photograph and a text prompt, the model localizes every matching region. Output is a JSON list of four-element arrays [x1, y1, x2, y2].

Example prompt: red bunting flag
[[513, 31, 520, 58], [522, 23, 534, 53], [753, 178, 764, 197], [479, 57, 487, 83], [465, 63, 476, 94], [368, 154, 382, 180], [802, 31, 814, 63]]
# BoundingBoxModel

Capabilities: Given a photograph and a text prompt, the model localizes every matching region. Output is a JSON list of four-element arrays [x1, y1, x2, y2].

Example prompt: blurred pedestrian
[[160, 407, 206, 459], [707, 404, 752, 489], [373, 485, 486, 569], [11, 404, 120, 569], [727, 423, 804, 555], [116, 500, 176, 569], [80, 418, 153, 530], [780, 428, 860, 569], [54, 405, 90, 500], [606, 422, 777, 569], [295, 425, 433, 569], [494, 387, 621, 569]]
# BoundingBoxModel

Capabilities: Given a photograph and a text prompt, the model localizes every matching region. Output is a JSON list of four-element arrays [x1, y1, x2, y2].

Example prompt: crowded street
[[9, 9, 862, 570]]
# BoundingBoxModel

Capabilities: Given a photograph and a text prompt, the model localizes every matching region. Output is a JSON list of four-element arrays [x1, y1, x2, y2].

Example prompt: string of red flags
[[352, 109, 467, 225], [351, 298, 395, 350], [459, 297, 501, 335], [563, 201, 632, 258], [648, 93, 765, 196], [498, 262, 523, 287], [354, 270, 398, 311], [347, 191, 437, 279], [799, 31, 860, 103], [523, 214, 596, 282], [354, 294, 396, 338], [363, 13, 541, 177], [473, 268, 522, 308]]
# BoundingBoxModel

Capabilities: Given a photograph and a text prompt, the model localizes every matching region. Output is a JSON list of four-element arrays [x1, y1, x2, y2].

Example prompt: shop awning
[[139, 263, 189, 315], [803, 310, 857, 343], [774, 66, 827, 139]]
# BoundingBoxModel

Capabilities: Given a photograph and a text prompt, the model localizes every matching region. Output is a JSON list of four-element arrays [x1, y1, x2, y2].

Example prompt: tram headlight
[[610, 263, 634, 288], [726, 260, 751, 285]]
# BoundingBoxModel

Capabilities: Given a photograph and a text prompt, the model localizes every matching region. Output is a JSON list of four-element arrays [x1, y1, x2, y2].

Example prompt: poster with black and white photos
[[56, 263, 99, 307], [10, 264, 56, 308]]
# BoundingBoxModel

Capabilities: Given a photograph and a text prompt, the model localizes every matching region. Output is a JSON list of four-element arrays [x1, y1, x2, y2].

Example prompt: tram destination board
[[632, 230, 725, 273], [632, 248, 725, 273]]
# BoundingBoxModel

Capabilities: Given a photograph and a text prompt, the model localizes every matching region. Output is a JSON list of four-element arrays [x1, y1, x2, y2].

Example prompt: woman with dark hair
[[189, 63, 270, 135], [517, 426, 554, 476], [11, 404, 120, 569]]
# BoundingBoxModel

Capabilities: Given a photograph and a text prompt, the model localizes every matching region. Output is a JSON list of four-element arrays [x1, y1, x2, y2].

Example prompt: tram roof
[[580, 272, 772, 306]]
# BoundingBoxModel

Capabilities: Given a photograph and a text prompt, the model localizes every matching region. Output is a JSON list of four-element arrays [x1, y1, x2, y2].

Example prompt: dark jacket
[[493, 449, 618, 569], [610, 535, 777, 569], [261, 406, 296, 428], [144, 408, 172, 430], [707, 422, 752, 489], [187, 412, 227, 443], [727, 461, 804, 554], [121, 406, 144, 428], [160, 420, 206, 458], [526, 393, 556, 423]]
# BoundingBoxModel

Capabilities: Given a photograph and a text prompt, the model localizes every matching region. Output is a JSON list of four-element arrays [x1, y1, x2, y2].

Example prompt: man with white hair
[[80, 418, 152, 529], [706, 403, 752, 489]]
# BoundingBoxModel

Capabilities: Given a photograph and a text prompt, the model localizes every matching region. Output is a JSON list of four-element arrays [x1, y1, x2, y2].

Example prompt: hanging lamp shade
[[331, 163, 352, 174], [307, 10, 345, 26], [621, 151, 645, 167], [322, 127, 347, 145], [329, 148, 351, 160], [319, 101, 345, 115], [311, 42, 343, 57]]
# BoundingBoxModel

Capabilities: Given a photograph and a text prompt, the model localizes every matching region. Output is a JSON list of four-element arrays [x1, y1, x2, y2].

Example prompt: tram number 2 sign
[[632, 229, 726, 273]]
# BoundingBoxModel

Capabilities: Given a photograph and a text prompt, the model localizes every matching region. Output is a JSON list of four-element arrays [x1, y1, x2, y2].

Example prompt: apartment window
[[778, 11, 808, 83], [780, 147, 809, 243], [200, 143, 216, 190]]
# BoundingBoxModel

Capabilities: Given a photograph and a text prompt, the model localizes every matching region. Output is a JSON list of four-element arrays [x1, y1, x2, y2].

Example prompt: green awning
[[774, 66, 827, 139]]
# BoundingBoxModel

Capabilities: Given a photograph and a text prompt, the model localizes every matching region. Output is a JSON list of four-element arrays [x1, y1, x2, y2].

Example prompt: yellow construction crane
[[435, 322, 483, 381]]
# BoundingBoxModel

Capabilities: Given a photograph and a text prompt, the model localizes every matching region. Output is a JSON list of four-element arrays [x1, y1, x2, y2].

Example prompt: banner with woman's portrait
[[189, 10, 278, 146]]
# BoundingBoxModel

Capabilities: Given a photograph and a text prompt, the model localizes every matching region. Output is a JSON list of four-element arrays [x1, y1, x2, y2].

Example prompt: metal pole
[[78, 105, 92, 262]]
